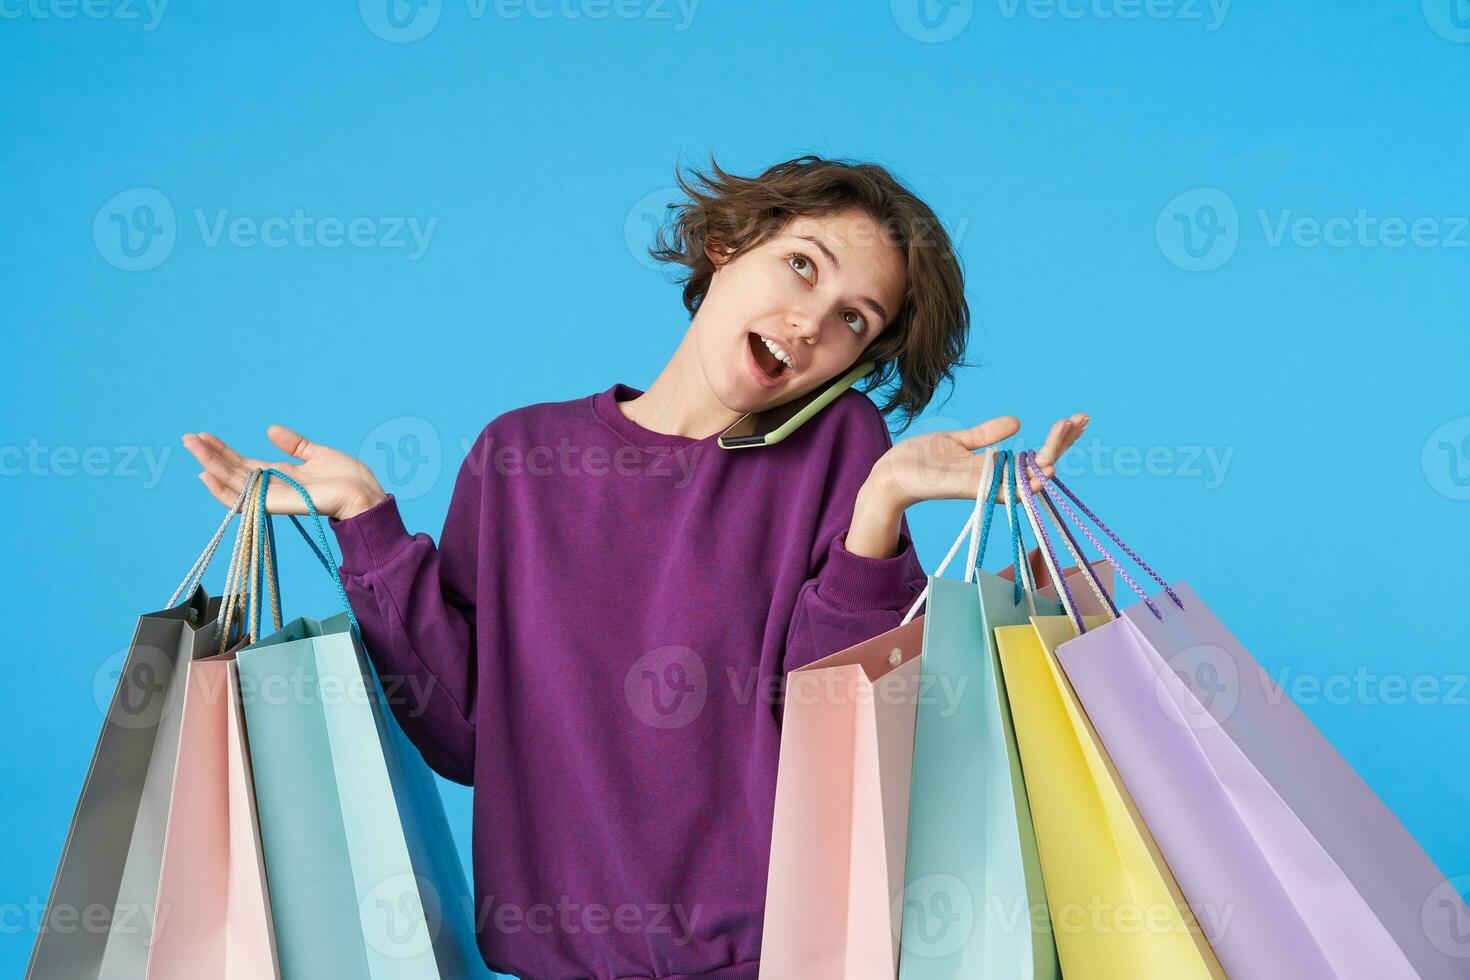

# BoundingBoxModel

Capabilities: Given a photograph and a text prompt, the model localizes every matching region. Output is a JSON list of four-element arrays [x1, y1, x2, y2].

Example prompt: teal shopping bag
[[899, 451, 1110, 978], [235, 468, 499, 980]]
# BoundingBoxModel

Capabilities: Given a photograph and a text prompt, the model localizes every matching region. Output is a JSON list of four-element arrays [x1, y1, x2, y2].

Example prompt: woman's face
[[694, 208, 908, 415]]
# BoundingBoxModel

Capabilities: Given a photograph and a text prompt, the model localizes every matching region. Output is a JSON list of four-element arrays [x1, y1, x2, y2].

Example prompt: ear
[[703, 237, 735, 269]]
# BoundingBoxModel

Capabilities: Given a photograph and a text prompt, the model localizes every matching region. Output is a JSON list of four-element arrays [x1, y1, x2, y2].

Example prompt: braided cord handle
[[259, 468, 361, 640], [1019, 453, 1118, 619], [252, 471, 284, 641], [967, 449, 1008, 581], [1004, 453, 1038, 614], [167, 477, 256, 609], [218, 470, 261, 655], [1023, 454, 1183, 621], [1016, 451, 1085, 635]]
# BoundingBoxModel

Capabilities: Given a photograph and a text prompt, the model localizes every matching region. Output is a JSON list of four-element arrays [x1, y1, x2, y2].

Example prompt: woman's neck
[[616, 323, 745, 440]]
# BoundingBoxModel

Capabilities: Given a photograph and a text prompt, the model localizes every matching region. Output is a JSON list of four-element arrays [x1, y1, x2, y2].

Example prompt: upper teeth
[[761, 336, 793, 368]]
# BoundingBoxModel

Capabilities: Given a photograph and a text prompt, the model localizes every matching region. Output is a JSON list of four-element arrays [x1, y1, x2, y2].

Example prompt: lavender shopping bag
[[1011, 453, 1470, 979]]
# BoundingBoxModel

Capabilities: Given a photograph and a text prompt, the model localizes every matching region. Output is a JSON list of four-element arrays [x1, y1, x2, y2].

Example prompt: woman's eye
[[786, 252, 816, 282], [787, 252, 865, 334]]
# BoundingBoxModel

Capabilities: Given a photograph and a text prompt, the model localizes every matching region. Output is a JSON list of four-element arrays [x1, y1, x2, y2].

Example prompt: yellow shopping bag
[[991, 451, 1226, 980]]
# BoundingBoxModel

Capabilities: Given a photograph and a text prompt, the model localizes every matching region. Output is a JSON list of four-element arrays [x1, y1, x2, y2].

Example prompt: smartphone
[[717, 360, 877, 449]]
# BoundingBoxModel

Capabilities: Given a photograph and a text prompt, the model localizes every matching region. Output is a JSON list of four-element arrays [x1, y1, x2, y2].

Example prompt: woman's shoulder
[[804, 385, 897, 453], [468, 389, 601, 443], [446, 393, 599, 484], [460, 383, 896, 463]]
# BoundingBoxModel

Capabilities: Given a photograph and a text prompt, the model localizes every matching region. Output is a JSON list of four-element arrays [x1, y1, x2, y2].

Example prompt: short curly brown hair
[[647, 152, 972, 434]]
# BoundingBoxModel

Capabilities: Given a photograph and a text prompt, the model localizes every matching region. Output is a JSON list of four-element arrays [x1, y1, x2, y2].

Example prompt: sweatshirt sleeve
[[327, 428, 487, 786], [782, 395, 929, 675]]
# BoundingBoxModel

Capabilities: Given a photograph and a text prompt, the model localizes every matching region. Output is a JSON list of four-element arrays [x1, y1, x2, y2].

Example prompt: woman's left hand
[[865, 412, 1090, 513]]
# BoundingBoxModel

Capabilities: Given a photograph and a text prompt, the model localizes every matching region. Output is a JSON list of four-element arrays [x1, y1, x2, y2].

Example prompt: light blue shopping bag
[[235, 468, 502, 980], [900, 451, 1110, 978]]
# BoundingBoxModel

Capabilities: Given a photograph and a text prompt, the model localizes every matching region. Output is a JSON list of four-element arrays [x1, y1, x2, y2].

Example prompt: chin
[[703, 369, 764, 416], [719, 381, 769, 415]]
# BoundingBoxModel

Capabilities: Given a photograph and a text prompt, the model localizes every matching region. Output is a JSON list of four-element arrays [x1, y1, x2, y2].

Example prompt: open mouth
[[748, 332, 793, 382]]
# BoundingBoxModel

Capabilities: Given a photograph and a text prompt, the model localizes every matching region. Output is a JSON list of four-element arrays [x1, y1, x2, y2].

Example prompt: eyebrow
[[792, 234, 890, 325]]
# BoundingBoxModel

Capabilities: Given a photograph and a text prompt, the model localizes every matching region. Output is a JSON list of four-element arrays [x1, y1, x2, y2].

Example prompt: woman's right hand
[[181, 425, 388, 521]]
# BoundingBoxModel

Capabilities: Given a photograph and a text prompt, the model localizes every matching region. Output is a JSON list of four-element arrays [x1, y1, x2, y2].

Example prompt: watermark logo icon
[[891, 0, 974, 42], [1423, 417, 1470, 501], [625, 187, 678, 271], [1422, 875, 1470, 958], [896, 874, 974, 959], [360, 0, 442, 42], [361, 873, 440, 959], [360, 417, 443, 502], [1423, 0, 1470, 42], [1154, 643, 1240, 730], [94, 188, 176, 272], [624, 645, 707, 729], [1156, 188, 1239, 272], [93, 644, 180, 731]]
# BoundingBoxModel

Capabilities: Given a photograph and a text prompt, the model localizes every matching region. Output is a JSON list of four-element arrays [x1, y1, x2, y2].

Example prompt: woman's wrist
[[844, 480, 906, 560], [335, 485, 389, 521]]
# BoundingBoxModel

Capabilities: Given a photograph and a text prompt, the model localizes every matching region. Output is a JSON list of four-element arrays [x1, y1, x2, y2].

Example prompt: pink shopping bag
[[148, 471, 281, 980], [148, 652, 279, 979], [760, 616, 925, 979]]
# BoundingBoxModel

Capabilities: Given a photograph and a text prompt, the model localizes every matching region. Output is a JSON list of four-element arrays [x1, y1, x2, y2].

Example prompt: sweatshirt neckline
[[591, 383, 727, 452]]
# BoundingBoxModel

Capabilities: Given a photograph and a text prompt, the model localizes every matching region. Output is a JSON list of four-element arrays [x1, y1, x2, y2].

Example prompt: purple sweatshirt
[[327, 381, 929, 980]]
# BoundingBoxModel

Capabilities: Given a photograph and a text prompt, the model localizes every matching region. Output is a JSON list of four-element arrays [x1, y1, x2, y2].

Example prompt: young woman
[[181, 154, 1087, 980]]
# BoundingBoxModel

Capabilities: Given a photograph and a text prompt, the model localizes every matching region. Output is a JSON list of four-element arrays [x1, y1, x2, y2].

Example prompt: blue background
[[4, 1, 1468, 974]]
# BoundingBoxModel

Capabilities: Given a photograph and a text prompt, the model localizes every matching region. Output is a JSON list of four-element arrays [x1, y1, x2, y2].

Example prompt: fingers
[[1021, 419, 1066, 491], [995, 413, 1090, 499], [195, 431, 237, 457], [196, 469, 238, 509], [949, 415, 1020, 452], [1033, 414, 1090, 472], [1032, 418, 1072, 469], [182, 432, 249, 498], [1059, 413, 1090, 454], [205, 432, 280, 485], [182, 431, 302, 511], [268, 424, 320, 462]]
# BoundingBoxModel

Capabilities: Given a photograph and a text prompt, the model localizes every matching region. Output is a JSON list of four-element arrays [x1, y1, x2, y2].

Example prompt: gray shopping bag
[[28, 480, 261, 980], [28, 586, 225, 980]]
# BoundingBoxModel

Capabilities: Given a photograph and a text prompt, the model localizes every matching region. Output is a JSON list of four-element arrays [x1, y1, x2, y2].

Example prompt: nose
[[788, 310, 821, 346]]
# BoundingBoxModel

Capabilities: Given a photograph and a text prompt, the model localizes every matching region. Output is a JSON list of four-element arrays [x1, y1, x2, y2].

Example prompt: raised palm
[[872, 413, 1088, 511], [181, 425, 385, 520]]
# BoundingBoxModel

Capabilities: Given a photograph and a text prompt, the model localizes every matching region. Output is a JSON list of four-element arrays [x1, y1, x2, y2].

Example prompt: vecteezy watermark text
[[464, 435, 704, 488], [93, 188, 438, 271], [623, 186, 971, 271], [1157, 187, 1470, 272], [359, 0, 701, 43], [1054, 438, 1235, 489], [193, 209, 436, 258], [0, 440, 170, 487], [891, 0, 1230, 43], [0, 897, 171, 939], [0, 0, 167, 30], [996, 0, 1230, 30], [474, 896, 703, 945]]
